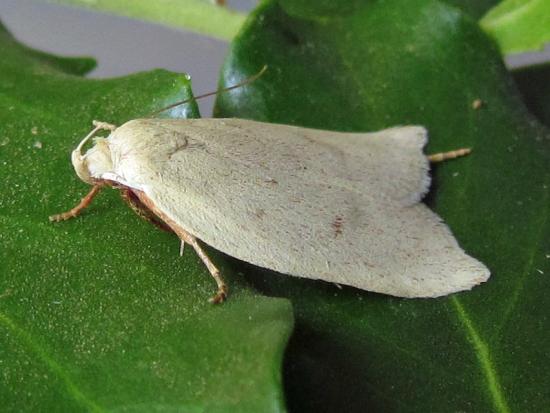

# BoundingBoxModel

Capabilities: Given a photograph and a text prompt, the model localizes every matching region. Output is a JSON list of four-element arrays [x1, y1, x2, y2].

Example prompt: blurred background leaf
[[443, 0, 501, 19], [49, 0, 246, 41], [481, 0, 550, 54]]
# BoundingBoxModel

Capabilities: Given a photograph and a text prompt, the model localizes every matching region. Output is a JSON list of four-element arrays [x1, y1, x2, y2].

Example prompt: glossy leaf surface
[[0, 24, 293, 413], [215, 0, 550, 411]]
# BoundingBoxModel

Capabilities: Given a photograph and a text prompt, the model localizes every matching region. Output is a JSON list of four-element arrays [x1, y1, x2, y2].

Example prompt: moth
[[50, 118, 490, 303]]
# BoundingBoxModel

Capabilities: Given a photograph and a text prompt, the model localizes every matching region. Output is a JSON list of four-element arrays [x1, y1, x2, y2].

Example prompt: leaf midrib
[[451, 298, 511, 413]]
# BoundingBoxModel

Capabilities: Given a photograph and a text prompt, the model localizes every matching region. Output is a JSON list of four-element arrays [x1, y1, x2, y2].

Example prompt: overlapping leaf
[[215, 0, 550, 411]]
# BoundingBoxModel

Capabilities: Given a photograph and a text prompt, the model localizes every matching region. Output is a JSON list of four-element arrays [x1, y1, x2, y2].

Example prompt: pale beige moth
[[50, 118, 490, 302]]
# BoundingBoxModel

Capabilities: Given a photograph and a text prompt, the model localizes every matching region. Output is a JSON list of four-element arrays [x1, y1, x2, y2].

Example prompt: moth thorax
[[72, 138, 113, 184]]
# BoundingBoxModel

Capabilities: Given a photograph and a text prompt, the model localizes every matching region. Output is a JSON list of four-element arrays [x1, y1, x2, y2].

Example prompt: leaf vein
[[451, 298, 511, 413]]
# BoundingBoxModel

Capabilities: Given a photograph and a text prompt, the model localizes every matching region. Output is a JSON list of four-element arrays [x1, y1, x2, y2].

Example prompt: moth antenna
[[74, 121, 117, 158], [73, 124, 103, 161], [148, 65, 268, 117]]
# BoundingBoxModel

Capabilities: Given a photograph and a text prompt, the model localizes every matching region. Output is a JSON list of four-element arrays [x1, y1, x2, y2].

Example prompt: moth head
[[71, 122, 116, 184]]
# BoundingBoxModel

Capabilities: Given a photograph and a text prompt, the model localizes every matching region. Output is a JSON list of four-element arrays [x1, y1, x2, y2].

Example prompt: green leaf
[[480, 0, 550, 54], [49, 0, 246, 41], [0, 23, 293, 412], [278, 0, 502, 20], [442, 0, 501, 19], [275, 0, 365, 19], [513, 63, 550, 126], [215, 0, 550, 411]]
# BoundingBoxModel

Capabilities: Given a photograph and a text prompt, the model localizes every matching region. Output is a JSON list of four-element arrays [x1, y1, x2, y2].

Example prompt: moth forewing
[[51, 118, 490, 302]]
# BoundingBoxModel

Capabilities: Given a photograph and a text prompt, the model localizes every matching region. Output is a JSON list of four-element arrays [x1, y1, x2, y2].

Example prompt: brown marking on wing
[[254, 208, 266, 219], [332, 215, 344, 238]]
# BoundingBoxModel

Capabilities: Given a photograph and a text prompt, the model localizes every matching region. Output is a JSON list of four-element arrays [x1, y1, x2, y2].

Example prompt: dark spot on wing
[[332, 215, 344, 237]]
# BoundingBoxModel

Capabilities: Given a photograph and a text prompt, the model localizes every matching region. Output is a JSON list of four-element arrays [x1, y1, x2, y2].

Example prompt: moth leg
[[49, 184, 103, 222], [132, 190, 228, 303], [428, 148, 471, 163], [174, 229, 228, 304], [189, 235, 228, 304]]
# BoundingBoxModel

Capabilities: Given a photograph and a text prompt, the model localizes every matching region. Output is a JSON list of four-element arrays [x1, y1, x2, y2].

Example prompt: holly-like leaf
[[481, 0, 550, 54], [215, 0, 550, 411], [0, 23, 293, 412]]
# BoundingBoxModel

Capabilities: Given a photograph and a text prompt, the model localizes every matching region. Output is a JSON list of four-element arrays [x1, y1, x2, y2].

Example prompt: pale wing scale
[[103, 118, 489, 298]]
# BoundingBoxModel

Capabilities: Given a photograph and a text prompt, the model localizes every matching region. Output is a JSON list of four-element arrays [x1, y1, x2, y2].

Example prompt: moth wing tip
[[422, 261, 491, 298]]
